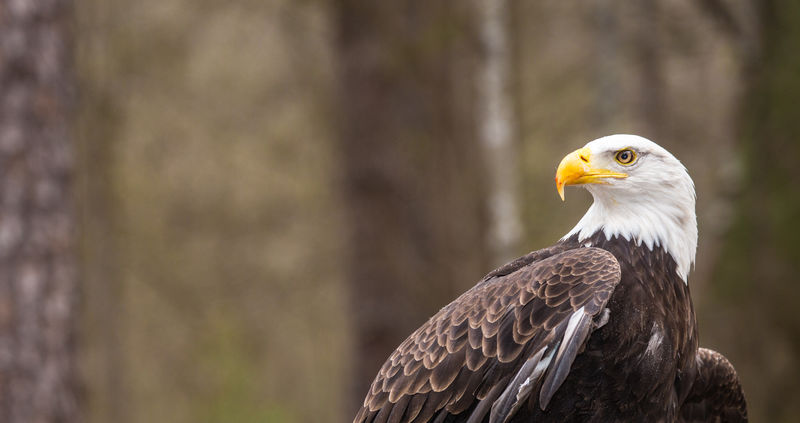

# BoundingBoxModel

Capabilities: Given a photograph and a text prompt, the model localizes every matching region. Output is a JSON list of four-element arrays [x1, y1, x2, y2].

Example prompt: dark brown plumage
[[680, 348, 749, 422], [353, 234, 747, 423]]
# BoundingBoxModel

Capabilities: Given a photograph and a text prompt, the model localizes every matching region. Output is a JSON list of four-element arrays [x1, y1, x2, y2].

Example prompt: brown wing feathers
[[354, 247, 621, 423], [679, 348, 748, 422]]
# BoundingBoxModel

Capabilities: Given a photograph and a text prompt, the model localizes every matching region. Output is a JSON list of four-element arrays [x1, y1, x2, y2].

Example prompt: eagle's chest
[[591, 237, 694, 361], [599, 276, 684, 380], [563, 239, 696, 418]]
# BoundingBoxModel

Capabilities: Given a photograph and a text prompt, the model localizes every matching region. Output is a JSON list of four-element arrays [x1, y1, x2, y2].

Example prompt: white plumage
[[562, 134, 697, 282]]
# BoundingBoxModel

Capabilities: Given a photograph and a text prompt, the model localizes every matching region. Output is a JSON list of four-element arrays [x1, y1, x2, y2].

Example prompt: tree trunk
[[711, 1, 800, 420], [0, 1, 79, 422], [333, 1, 489, 412]]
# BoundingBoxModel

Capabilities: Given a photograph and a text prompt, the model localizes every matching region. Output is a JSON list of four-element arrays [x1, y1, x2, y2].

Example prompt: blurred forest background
[[1, 0, 798, 422]]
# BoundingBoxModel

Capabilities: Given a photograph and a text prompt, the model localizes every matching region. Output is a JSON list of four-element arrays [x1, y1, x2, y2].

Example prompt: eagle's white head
[[555, 134, 697, 283]]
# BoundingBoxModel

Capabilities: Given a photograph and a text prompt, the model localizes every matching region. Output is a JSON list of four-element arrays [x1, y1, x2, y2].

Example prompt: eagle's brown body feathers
[[354, 233, 747, 422]]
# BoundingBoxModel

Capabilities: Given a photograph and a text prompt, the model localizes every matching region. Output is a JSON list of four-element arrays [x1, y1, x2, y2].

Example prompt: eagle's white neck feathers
[[561, 135, 697, 283]]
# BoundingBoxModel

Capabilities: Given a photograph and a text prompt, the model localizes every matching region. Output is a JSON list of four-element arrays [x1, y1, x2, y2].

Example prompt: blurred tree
[[0, 0, 79, 422], [478, 0, 521, 265], [333, 0, 491, 411], [75, 0, 127, 421], [711, 0, 800, 421], [631, 0, 665, 138]]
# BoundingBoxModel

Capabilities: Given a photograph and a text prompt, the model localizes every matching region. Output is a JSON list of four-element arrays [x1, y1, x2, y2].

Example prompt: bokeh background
[[72, 1, 800, 422]]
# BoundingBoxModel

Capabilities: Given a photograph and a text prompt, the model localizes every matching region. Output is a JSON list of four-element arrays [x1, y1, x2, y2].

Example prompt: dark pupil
[[619, 151, 630, 162]]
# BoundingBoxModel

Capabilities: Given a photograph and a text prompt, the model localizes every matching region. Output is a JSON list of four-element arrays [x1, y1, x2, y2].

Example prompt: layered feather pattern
[[354, 247, 621, 423]]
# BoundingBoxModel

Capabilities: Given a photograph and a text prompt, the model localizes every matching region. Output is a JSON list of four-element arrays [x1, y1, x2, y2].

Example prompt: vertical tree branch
[[76, 0, 127, 420], [591, 0, 621, 131], [633, 0, 665, 138], [477, 0, 522, 265]]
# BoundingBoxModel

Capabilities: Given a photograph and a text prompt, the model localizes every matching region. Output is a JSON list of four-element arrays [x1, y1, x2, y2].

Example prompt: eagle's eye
[[614, 149, 637, 165]]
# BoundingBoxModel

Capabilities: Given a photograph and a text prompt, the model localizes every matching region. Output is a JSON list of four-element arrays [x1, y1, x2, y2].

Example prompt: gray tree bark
[[0, 0, 79, 422]]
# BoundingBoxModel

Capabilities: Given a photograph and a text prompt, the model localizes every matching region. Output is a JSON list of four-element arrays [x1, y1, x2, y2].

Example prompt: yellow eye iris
[[615, 149, 637, 165]]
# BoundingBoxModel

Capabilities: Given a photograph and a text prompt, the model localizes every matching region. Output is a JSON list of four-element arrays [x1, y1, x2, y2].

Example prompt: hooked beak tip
[[556, 179, 565, 201]]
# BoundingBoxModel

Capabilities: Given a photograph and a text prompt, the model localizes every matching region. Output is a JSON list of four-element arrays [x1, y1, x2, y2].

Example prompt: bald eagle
[[354, 135, 747, 423]]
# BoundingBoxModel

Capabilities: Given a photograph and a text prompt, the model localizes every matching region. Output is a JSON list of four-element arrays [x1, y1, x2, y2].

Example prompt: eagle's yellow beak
[[555, 147, 628, 201]]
